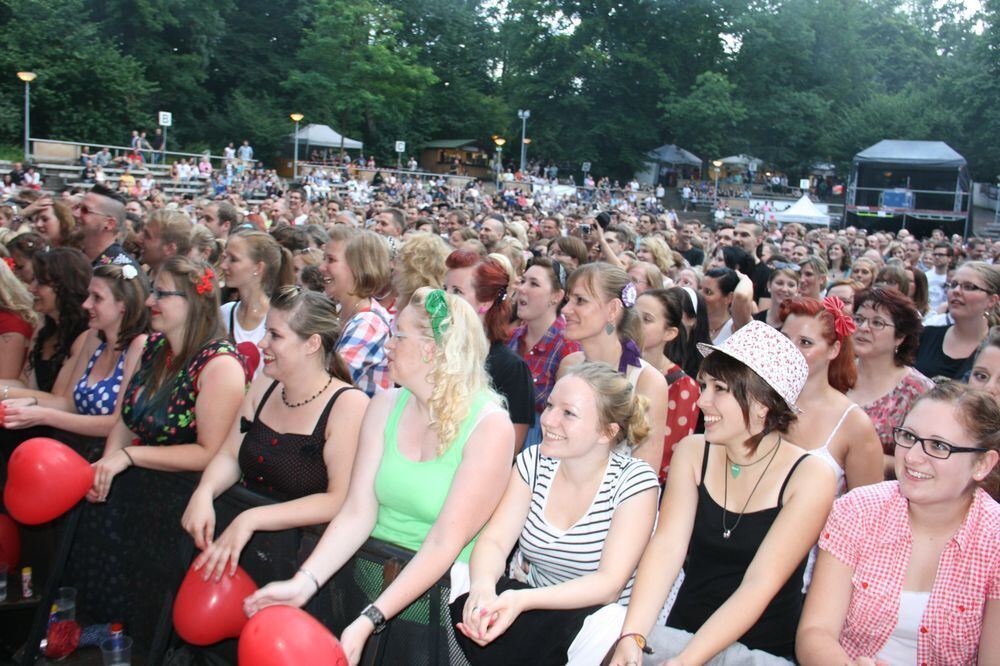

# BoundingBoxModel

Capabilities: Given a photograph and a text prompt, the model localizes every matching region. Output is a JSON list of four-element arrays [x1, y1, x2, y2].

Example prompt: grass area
[[0, 145, 22, 162]]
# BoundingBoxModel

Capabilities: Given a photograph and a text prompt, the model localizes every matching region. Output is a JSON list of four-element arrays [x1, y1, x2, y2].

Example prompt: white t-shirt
[[512, 446, 658, 604], [220, 301, 267, 379], [926, 269, 948, 311]]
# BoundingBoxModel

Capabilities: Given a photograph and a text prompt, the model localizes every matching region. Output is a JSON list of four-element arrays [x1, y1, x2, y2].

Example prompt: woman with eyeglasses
[[796, 382, 999, 665], [182, 288, 368, 581], [244, 289, 515, 664], [88, 257, 250, 502], [915, 261, 1000, 381], [847, 288, 934, 478], [508, 257, 579, 448]]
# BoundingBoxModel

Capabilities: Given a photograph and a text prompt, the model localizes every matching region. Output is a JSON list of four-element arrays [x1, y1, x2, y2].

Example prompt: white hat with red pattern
[[696, 320, 808, 412]]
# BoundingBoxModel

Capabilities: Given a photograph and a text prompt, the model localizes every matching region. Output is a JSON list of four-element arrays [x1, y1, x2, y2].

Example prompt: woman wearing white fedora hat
[[605, 321, 837, 666]]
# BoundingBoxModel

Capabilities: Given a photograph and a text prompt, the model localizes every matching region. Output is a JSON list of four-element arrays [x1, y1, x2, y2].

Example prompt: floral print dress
[[122, 333, 246, 446]]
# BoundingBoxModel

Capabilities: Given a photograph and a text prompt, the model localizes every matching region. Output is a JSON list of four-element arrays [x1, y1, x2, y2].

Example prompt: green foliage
[[0, 0, 995, 181]]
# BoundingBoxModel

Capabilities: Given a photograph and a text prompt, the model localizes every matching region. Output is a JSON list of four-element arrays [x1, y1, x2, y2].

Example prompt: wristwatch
[[361, 604, 387, 634]]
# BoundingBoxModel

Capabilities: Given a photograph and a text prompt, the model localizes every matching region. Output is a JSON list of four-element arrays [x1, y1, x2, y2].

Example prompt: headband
[[823, 295, 856, 339], [682, 286, 698, 313], [424, 289, 450, 342]]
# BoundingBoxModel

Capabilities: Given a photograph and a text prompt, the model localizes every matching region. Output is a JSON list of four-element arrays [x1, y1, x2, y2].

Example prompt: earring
[[605, 323, 615, 335]]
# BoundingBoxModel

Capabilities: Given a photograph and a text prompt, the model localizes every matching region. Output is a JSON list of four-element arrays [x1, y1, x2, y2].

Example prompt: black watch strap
[[362, 603, 387, 634]]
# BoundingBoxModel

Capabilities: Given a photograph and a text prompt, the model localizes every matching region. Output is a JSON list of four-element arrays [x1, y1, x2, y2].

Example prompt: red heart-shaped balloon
[[3, 438, 95, 525], [173, 562, 258, 646], [237, 342, 261, 377], [0, 514, 20, 571], [238, 605, 348, 666]]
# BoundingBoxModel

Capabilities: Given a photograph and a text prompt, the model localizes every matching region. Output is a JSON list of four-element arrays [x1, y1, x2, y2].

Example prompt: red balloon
[[3, 438, 95, 525], [238, 606, 348, 666], [236, 342, 261, 378], [0, 514, 20, 571], [173, 562, 258, 646]]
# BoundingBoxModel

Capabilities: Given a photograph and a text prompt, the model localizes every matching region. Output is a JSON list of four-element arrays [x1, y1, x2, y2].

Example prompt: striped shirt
[[513, 446, 658, 604]]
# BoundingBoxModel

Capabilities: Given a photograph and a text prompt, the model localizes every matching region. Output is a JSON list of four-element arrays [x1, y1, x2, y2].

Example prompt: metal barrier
[[27, 137, 227, 167], [20, 467, 468, 666]]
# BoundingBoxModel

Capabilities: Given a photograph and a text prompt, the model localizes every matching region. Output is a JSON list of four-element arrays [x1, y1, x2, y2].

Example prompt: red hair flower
[[3, 257, 14, 272], [195, 267, 215, 295], [823, 295, 856, 339]]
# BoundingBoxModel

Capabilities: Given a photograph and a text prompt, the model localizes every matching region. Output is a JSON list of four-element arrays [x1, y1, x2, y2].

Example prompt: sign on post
[[158, 111, 173, 127], [582, 162, 591, 172], [395, 141, 406, 153]]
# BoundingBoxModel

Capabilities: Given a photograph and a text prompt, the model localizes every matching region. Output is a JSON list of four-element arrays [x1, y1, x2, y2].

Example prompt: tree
[[0, 0, 154, 146], [660, 72, 747, 162], [283, 0, 437, 156]]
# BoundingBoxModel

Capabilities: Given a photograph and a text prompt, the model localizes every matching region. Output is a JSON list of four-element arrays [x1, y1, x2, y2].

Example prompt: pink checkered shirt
[[820, 481, 999, 665]]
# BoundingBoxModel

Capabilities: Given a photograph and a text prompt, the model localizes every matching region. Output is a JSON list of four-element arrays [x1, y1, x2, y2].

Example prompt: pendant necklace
[[726, 438, 781, 478], [721, 436, 782, 539]]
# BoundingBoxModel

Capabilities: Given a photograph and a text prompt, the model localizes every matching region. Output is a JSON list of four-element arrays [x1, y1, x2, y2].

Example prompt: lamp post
[[517, 109, 530, 173], [712, 159, 723, 206], [290, 113, 304, 180], [17, 72, 36, 162], [493, 136, 506, 192]]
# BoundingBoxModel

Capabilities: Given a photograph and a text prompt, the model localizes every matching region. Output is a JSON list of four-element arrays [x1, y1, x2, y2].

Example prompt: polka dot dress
[[72, 343, 126, 416]]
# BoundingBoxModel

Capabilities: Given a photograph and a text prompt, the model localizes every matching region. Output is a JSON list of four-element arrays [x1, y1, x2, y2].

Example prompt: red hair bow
[[823, 295, 855, 339], [3, 257, 14, 272], [195, 267, 215, 295]]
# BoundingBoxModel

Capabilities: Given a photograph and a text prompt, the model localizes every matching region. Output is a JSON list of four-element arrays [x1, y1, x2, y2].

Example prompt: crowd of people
[[0, 176, 998, 666]]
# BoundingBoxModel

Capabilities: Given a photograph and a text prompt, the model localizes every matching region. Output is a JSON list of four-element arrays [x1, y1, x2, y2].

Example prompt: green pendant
[[730, 463, 741, 479]]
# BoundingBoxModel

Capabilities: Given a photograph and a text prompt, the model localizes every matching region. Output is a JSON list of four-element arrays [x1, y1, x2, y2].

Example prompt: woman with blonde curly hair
[[246, 287, 515, 664], [637, 236, 675, 279], [393, 231, 449, 310]]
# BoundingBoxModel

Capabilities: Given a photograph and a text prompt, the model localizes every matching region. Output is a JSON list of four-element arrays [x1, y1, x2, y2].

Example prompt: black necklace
[[281, 374, 333, 408], [721, 436, 782, 539], [726, 439, 781, 478]]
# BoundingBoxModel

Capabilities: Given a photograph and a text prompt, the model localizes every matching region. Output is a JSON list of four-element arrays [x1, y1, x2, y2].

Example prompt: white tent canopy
[[773, 195, 830, 226], [289, 123, 363, 150], [718, 154, 764, 171]]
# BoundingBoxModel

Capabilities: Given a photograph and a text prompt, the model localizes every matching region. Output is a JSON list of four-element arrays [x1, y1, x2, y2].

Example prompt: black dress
[[914, 324, 975, 380], [238, 381, 360, 500], [667, 443, 809, 659]]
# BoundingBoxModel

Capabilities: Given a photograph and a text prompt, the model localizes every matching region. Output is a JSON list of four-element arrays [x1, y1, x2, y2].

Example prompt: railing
[[27, 137, 228, 165], [19, 467, 467, 665]]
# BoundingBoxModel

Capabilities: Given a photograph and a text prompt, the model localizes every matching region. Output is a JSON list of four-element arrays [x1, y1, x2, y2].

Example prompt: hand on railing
[[243, 572, 316, 617]]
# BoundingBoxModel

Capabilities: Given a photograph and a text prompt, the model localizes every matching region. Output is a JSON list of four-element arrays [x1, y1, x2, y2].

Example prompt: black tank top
[[667, 442, 809, 659], [238, 382, 358, 501]]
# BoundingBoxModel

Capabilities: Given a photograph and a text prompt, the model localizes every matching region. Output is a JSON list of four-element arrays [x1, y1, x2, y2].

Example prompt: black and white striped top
[[513, 446, 658, 604]]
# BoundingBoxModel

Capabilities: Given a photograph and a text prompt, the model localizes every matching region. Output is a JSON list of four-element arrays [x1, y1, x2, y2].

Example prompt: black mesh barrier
[[21, 467, 471, 665]]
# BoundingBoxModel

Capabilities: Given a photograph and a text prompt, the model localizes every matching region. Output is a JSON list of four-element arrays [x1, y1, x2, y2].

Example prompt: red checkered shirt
[[820, 481, 999, 666], [507, 317, 579, 415]]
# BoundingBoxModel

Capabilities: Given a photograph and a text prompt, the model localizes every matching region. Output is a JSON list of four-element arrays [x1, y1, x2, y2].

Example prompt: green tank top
[[371, 388, 493, 563]]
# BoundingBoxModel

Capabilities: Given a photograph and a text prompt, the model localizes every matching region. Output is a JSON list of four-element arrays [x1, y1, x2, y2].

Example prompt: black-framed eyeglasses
[[945, 281, 991, 294], [892, 427, 989, 460], [852, 314, 894, 331], [152, 288, 187, 300]]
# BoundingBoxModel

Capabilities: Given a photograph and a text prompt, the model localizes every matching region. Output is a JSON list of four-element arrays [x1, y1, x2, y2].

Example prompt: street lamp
[[493, 136, 506, 191], [17, 72, 36, 162], [290, 113, 304, 180], [712, 159, 723, 206], [517, 109, 530, 173]]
